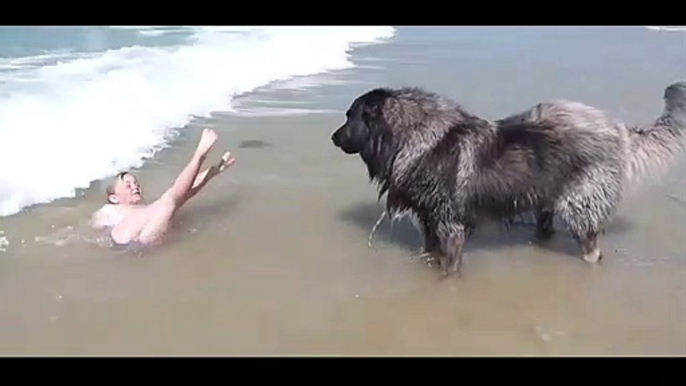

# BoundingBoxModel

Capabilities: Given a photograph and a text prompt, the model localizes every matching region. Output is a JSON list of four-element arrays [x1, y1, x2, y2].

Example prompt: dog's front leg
[[437, 222, 466, 276]]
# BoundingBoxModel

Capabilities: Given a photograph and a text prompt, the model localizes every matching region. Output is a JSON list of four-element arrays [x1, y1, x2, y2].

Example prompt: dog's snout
[[331, 129, 342, 147]]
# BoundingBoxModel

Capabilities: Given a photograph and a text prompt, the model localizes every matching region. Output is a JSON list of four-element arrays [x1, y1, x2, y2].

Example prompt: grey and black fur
[[331, 82, 686, 276]]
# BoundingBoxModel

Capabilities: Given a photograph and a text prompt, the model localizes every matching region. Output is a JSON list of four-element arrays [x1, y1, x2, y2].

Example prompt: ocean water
[[645, 26, 686, 31], [0, 26, 682, 219], [0, 26, 396, 217]]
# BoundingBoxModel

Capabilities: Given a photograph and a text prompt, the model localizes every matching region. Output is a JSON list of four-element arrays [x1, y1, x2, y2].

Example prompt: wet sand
[[0, 27, 684, 355]]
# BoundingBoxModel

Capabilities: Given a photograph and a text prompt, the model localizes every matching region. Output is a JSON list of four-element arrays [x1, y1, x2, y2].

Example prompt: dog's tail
[[625, 81, 686, 182]]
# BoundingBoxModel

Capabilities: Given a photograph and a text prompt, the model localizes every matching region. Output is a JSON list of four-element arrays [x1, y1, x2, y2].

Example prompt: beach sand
[[0, 27, 684, 355]]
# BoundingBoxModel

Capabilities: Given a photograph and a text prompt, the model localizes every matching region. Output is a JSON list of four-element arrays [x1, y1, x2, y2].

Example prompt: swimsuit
[[109, 231, 144, 250]]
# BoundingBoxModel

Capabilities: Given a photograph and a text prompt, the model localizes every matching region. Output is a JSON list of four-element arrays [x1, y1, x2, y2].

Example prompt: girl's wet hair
[[105, 172, 131, 204]]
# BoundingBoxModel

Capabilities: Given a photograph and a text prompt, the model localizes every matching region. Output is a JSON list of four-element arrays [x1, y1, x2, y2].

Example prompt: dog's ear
[[360, 102, 397, 183], [361, 103, 384, 136], [363, 101, 381, 118], [361, 92, 387, 122]]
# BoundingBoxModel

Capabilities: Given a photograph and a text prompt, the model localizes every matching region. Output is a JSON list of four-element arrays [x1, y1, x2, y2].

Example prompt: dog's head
[[331, 88, 399, 181], [332, 87, 467, 186], [331, 88, 393, 155]]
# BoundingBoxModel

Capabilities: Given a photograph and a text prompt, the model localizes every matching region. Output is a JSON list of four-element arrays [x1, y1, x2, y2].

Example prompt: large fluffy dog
[[331, 82, 686, 276]]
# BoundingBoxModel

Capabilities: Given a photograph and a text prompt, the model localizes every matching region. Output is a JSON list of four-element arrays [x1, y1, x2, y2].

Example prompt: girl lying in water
[[90, 128, 236, 247]]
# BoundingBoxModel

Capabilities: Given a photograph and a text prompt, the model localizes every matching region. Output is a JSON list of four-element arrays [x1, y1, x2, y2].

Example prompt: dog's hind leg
[[555, 170, 622, 263], [558, 207, 608, 263], [573, 231, 602, 263], [533, 204, 556, 242], [420, 222, 441, 256], [436, 221, 467, 276]]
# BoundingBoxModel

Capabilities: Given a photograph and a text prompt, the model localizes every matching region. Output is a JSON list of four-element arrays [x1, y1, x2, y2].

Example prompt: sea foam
[[0, 26, 395, 217]]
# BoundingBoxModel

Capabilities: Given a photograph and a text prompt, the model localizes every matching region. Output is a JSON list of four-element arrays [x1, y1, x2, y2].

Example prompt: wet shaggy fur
[[331, 82, 686, 276]]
